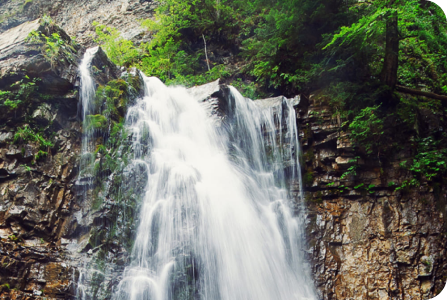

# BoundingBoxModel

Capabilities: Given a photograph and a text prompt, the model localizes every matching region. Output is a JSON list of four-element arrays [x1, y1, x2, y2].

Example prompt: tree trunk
[[380, 8, 399, 87]]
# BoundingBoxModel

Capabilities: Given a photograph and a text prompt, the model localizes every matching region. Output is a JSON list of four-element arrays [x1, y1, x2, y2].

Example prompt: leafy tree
[[242, 0, 347, 94], [93, 22, 140, 67], [323, 0, 447, 96]]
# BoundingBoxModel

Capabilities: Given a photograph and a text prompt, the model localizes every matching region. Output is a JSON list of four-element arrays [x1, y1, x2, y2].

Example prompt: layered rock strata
[[298, 97, 447, 299], [0, 19, 121, 300]]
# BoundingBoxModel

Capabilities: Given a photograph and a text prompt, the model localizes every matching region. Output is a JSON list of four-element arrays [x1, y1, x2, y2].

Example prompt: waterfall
[[112, 75, 316, 300], [79, 47, 99, 120], [76, 46, 99, 300], [78, 46, 99, 183]]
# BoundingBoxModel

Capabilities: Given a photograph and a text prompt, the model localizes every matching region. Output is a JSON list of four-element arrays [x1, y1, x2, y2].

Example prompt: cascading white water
[[76, 46, 99, 300], [113, 75, 316, 300], [79, 47, 99, 120], [78, 46, 99, 163]]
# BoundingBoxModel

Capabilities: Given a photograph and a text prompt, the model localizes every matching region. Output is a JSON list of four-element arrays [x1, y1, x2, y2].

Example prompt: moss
[[95, 79, 129, 121], [312, 191, 323, 203], [303, 170, 314, 187], [85, 114, 108, 131]]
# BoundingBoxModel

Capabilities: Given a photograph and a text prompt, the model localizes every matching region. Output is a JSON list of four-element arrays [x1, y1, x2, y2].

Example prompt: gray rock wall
[[0, 0, 156, 47]]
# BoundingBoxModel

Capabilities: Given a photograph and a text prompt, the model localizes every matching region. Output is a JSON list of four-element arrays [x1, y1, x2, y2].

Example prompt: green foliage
[[14, 125, 53, 163], [337, 185, 349, 193], [26, 23, 77, 66], [397, 1, 447, 94], [85, 114, 108, 131], [354, 183, 375, 194], [92, 22, 140, 67], [42, 32, 66, 65], [322, 1, 393, 54], [242, 0, 348, 93], [348, 106, 384, 155], [93, 0, 240, 85], [21, 164, 32, 172], [395, 178, 420, 192], [406, 135, 447, 181], [40, 14, 54, 26], [87, 0, 447, 196], [95, 79, 129, 120], [341, 165, 358, 180], [0, 77, 40, 111], [7, 235, 19, 242], [14, 125, 53, 148], [231, 78, 265, 99]]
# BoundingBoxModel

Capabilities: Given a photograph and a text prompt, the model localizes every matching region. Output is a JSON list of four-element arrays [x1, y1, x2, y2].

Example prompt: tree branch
[[202, 34, 210, 72], [396, 85, 447, 102]]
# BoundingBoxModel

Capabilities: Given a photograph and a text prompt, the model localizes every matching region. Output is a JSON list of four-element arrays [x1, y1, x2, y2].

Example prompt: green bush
[[14, 125, 53, 149], [0, 76, 40, 112], [348, 105, 384, 155]]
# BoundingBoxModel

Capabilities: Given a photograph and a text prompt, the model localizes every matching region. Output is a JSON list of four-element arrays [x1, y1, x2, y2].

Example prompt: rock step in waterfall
[[77, 48, 316, 300]]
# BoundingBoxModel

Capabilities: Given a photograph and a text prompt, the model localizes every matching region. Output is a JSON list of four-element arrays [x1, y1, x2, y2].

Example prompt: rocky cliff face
[[0, 19, 81, 299], [0, 0, 156, 47], [298, 97, 447, 299], [0, 19, 127, 299]]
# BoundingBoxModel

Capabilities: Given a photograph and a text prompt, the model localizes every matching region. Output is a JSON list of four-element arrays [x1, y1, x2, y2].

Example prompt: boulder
[[0, 18, 79, 95]]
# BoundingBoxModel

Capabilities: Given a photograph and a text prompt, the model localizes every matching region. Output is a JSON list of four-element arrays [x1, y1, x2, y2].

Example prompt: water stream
[[112, 75, 316, 300], [77, 46, 99, 186], [76, 46, 99, 300]]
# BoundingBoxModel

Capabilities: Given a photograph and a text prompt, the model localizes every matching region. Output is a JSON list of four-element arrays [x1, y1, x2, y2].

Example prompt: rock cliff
[[0, 19, 128, 299], [0, 19, 81, 299], [298, 97, 447, 299], [0, 0, 156, 47]]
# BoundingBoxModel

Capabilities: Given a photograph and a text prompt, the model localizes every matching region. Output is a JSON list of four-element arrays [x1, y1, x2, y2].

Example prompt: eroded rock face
[[0, 20, 123, 299], [298, 98, 447, 299], [0, 0, 156, 47]]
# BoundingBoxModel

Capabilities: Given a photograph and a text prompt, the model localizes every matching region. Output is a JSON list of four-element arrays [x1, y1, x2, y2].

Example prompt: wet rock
[[0, 19, 82, 300], [90, 47, 120, 84], [32, 103, 54, 126]]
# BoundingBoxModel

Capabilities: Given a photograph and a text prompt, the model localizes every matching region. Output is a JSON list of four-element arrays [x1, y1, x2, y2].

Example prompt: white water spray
[[79, 46, 99, 120], [113, 75, 316, 300], [76, 46, 99, 300]]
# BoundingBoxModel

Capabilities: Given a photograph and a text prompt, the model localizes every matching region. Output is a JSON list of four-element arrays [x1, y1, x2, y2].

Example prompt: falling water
[[76, 46, 99, 300], [79, 47, 99, 120], [113, 75, 316, 300], [78, 46, 99, 178]]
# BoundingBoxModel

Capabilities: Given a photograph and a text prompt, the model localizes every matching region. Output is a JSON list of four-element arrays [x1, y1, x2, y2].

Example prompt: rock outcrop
[[0, 19, 124, 299], [0, 0, 156, 47], [298, 97, 447, 299], [0, 19, 81, 300]]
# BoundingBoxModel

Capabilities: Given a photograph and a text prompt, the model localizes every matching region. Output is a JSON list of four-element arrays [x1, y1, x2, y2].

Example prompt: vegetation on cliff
[[90, 0, 447, 190]]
